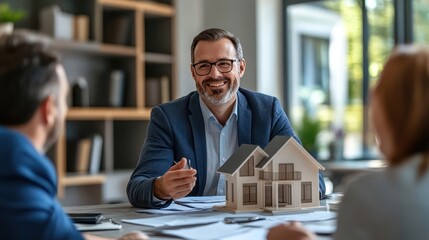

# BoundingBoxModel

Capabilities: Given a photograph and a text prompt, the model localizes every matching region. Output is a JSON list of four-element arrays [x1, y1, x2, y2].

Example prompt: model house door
[[278, 184, 292, 206], [279, 163, 294, 180], [265, 185, 272, 207]]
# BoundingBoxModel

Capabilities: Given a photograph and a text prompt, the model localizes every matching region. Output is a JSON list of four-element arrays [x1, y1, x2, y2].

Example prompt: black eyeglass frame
[[192, 59, 240, 76]]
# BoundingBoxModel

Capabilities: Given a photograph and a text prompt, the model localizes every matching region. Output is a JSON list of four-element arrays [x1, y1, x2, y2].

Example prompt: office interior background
[[3, 0, 428, 205]]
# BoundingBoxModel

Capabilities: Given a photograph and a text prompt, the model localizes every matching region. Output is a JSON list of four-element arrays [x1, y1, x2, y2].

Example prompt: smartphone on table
[[68, 213, 103, 224]]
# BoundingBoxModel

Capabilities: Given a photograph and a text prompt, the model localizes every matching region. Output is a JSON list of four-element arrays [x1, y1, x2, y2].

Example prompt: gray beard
[[203, 86, 235, 106], [198, 79, 239, 106]]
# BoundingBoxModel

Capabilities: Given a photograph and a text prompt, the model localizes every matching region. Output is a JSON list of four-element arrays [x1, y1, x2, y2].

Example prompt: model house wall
[[217, 135, 325, 213], [219, 145, 268, 211]]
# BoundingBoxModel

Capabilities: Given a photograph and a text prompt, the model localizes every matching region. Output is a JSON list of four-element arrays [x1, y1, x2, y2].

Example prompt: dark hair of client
[[0, 30, 60, 125]]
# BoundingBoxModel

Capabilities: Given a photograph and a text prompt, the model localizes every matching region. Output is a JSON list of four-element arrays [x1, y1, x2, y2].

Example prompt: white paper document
[[220, 228, 268, 240], [123, 212, 232, 227], [161, 222, 248, 240], [243, 211, 337, 229], [136, 196, 226, 215], [270, 211, 337, 222], [136, 202, 210, 215]]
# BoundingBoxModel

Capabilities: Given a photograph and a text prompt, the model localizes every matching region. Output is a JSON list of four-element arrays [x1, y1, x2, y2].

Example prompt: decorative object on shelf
[[145, 77, 161, 107], [103, 13, 132, 45], [160, 75, 170, 104], [145, 76, 170, 107], [75, 137, 92, 174], [88, 134, 103, 175], [73, 15, 89, 42], [72, 77, 89, 107], [108, 70, 125, 107], [39, 5, 73, 40], [0, 3, 26, 36], [73, 134, 103, 174]]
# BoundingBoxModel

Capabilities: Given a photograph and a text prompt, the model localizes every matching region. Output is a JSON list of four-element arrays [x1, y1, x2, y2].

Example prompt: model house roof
[[256, 135, 325, 170], [217, 144, 267, 175]]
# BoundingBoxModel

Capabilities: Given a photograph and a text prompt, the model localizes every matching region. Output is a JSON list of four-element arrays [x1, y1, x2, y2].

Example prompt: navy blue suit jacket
[[127, 88, 325, 208], [0, 127, 83, 240]]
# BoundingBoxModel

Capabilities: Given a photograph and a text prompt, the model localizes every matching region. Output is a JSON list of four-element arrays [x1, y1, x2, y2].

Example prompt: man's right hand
[[153, 158, 197, 200]]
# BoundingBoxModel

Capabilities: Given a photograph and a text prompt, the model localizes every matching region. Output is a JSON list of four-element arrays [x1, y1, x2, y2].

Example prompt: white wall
[[256, 0, 283, 103], [175, 0, 204, 97], [175, 0, 283, 101], [203, 0, 257, 91]]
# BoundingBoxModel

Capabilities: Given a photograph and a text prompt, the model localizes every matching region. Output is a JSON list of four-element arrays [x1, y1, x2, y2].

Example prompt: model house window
[[279, 163, 294, 180], [243, 183, 257, 205], [239, 156, 255, 176], [301, 182, 312, 203], [278, 184, 292, 205]]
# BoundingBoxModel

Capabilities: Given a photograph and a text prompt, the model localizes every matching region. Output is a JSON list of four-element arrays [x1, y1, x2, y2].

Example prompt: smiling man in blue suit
[[127, 28, 325, 209]]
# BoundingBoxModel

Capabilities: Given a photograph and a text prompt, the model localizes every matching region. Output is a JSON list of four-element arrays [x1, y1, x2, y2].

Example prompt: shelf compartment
[[102, 8, 136, 46], [144, 15, 172, 54], [63, 55, 137, 108], [67, 108, 151, 120], [113, 121, 148, 170]]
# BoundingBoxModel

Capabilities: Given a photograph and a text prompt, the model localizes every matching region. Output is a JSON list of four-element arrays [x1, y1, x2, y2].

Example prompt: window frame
[[282, 0, 414, 160]]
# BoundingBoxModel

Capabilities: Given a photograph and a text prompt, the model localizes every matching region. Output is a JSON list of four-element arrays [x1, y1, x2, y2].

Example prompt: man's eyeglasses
[[192, 59, 239, 76]]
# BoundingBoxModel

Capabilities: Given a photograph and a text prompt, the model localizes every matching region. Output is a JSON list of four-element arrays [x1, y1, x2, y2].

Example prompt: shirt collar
[[199, 95, 238, 124]]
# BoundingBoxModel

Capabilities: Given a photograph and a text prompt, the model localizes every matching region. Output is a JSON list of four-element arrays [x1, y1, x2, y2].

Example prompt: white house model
[[216, 135, 325, 213]]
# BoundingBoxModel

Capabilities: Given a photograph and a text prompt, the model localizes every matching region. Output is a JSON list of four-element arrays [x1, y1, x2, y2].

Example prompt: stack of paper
[[136, 196, 226, 215]]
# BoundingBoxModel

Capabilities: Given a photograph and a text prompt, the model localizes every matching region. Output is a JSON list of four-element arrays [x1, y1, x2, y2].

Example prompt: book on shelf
[[74, 134, 103, 174], [108, 70, 125, 107], [89, 134, 103, 175], [160, 75, 170, 104], [75, 138, 91, 174], [145, 75, 170, 107]]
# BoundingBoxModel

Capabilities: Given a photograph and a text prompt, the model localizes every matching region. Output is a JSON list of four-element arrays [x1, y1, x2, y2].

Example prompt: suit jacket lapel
[[188, 93, 207, 195], [237, 90, 252, 145]]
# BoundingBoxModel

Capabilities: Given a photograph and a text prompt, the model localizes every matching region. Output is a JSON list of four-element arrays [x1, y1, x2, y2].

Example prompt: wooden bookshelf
[[51, 0, 175, 204]]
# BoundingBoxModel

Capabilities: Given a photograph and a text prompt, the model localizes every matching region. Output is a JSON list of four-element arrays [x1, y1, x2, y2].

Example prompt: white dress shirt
[[199, 96, 238, 196]]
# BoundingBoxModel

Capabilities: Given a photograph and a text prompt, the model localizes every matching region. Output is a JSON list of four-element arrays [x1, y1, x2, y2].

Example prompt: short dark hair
[[0, 30, 60, 125], [191, 28, 244, 63]]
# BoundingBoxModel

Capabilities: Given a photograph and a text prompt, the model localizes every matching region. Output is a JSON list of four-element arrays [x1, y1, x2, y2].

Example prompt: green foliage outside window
[[0, 3, 25, 23], [295, 113, 323, 155]]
